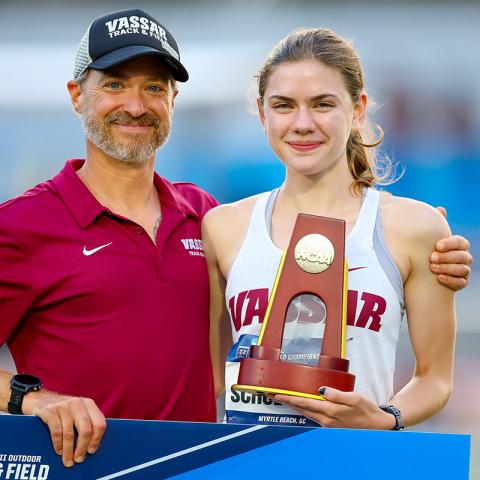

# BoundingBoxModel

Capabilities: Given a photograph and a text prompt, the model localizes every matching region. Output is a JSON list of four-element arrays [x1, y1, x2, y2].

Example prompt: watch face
[[11, 374, 42, 393], [9, 374, 42, 415], [14, 374, 41, 386]]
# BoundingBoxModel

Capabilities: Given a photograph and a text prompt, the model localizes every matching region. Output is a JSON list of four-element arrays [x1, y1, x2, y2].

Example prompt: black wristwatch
[[379, 404, 404, 431], [8, 374, 43, 415]]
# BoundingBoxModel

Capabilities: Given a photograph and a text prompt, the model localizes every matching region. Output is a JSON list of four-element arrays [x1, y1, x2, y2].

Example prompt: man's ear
[[352, 92, 367, 130], [67, 80, 84, 115], [257, 98, 266, 133], [171, 89, 179, 108]]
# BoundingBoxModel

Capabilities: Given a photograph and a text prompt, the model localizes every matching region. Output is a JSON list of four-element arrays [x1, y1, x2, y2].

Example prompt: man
[[0, 8, 217, 468], [0, 8, 472, 469]]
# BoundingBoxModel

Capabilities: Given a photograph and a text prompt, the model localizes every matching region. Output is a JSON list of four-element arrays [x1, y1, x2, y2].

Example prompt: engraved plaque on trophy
[[233, 214, 355, 400]]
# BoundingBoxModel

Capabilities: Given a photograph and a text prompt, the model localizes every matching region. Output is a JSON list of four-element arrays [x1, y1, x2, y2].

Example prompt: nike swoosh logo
[[348, 266, 367, 272], [83, 242, 113, 256]]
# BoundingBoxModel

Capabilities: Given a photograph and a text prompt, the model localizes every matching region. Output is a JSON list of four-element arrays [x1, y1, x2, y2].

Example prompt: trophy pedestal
[[235, 348, 355, 400]]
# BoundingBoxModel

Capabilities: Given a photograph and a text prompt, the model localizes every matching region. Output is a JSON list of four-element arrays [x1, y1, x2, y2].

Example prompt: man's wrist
[[20, 389, 44, 416]]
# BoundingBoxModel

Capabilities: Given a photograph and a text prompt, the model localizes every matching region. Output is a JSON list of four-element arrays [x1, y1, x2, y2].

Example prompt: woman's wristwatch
[[379, 404, 404, 430]]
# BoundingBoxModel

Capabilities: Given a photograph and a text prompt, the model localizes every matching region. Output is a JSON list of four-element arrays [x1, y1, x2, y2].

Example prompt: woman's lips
[[287, 141, 323, 152]]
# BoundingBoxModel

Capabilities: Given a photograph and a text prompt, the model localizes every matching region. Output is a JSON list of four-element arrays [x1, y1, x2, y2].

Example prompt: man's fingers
[[69, 399, 95, 464], [431, 262, 471, 278], [59, 409, 75, 468], [436, 274, 467, 291], [430, 250, 473, 267], [26, 393, 105, 467], [83, 398, 107, 455], [435, 235, 471, 253], [43, 413, 63, 456], [436, 206, 447, 219]]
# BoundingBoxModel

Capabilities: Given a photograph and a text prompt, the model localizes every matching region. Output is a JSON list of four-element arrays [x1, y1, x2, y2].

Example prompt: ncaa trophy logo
[[234, 214, 355, 400]]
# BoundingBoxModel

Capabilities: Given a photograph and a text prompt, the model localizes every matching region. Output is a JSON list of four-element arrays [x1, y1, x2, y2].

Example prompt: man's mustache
[[106, 112, 161, 127]]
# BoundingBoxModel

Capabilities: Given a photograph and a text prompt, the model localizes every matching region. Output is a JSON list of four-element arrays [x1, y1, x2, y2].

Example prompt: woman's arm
[[202, 210, 233, 397], [274, 199, 456, 429], [388, 202, 455, 425], [202, 197, 260, 397]]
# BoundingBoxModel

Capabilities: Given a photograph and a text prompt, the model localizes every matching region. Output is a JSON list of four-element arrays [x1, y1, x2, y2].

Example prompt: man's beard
[[82, 108, 171, 165]]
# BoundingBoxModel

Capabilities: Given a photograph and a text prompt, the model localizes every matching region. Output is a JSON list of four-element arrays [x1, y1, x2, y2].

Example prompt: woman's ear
[[257, 98, 267, 133], [352, 92, 367, 130]]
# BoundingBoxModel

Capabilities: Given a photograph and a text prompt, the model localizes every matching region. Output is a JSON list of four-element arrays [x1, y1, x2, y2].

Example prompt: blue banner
[[0, 416, 470, 479]]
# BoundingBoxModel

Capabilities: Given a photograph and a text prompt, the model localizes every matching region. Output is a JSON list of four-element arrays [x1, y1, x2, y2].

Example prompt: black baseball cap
[[73, 9, 189, 82]]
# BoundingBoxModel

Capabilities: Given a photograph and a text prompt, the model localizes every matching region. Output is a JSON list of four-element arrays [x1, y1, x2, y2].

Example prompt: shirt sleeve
[[0, 217, 35, 345], [175, 182, 220, 217]]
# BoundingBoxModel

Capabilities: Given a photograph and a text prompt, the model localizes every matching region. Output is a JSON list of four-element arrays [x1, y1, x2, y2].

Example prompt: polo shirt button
[[136, 226, 143, 234]]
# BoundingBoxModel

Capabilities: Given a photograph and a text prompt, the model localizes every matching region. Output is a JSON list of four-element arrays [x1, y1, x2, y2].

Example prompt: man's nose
[[123, 90, 148, 118]]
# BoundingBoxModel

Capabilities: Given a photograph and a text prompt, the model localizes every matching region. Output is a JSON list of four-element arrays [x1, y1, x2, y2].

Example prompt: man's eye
[[147, 85, 165, 93], [106, 82, 121, 89]]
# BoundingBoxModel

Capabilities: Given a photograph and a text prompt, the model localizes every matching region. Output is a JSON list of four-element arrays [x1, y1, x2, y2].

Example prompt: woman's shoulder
[[202, 193, 263, 230], [377, 192, 451, 283], [201, 193, 267, 261], [379, 192, 451, 244]]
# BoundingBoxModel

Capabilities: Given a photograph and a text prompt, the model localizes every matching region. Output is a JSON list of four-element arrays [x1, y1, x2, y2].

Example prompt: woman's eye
[[272, 103, 291, 110], [315, 103, 333, 110]]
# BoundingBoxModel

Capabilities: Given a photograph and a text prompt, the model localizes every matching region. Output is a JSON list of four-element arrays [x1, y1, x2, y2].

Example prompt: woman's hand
[[274, 387, 396, 430]]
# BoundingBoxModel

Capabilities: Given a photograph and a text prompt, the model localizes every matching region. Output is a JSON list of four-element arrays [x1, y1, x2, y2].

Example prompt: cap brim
[[89, 45, 189, 82]]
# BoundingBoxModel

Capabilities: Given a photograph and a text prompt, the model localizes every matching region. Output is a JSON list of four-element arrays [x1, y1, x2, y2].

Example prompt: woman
[[204, 28, 457, 429]]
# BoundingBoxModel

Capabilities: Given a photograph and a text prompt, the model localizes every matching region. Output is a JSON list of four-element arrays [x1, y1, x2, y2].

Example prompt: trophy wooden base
[[234, 356, 355, 400], [233, 384, 326, 401]]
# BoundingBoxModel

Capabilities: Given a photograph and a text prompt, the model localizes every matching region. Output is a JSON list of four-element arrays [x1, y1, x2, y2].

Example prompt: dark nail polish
[[318, 386, 327, 396]]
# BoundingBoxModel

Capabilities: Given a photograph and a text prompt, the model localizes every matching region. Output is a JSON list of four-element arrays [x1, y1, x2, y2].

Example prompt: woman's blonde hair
[[257, 28, 394, 194]]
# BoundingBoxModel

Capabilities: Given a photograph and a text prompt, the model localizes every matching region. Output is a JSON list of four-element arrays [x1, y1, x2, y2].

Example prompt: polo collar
[[154, 174, 199, 220], [51, 160, 106, 228], [52, 160, 198, 229]]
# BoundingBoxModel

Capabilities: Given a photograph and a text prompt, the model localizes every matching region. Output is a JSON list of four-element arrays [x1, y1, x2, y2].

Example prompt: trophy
[[233, 214, 355, 400]]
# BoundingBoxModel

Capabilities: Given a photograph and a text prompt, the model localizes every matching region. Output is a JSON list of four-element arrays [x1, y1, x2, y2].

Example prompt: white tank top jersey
[[224, 188, 405, 426]]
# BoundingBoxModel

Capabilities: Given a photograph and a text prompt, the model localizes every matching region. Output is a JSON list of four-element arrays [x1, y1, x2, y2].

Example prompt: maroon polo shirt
[[0, 159, 217, 422]]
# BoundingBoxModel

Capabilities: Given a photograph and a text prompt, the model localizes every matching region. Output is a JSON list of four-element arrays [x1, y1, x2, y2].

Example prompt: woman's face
[[258, 59, 365, 178]]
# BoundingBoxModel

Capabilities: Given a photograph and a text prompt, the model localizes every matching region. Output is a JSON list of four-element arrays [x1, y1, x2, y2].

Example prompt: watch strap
[[8, 390, 25, 415], [379, 404, 404, 431]]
